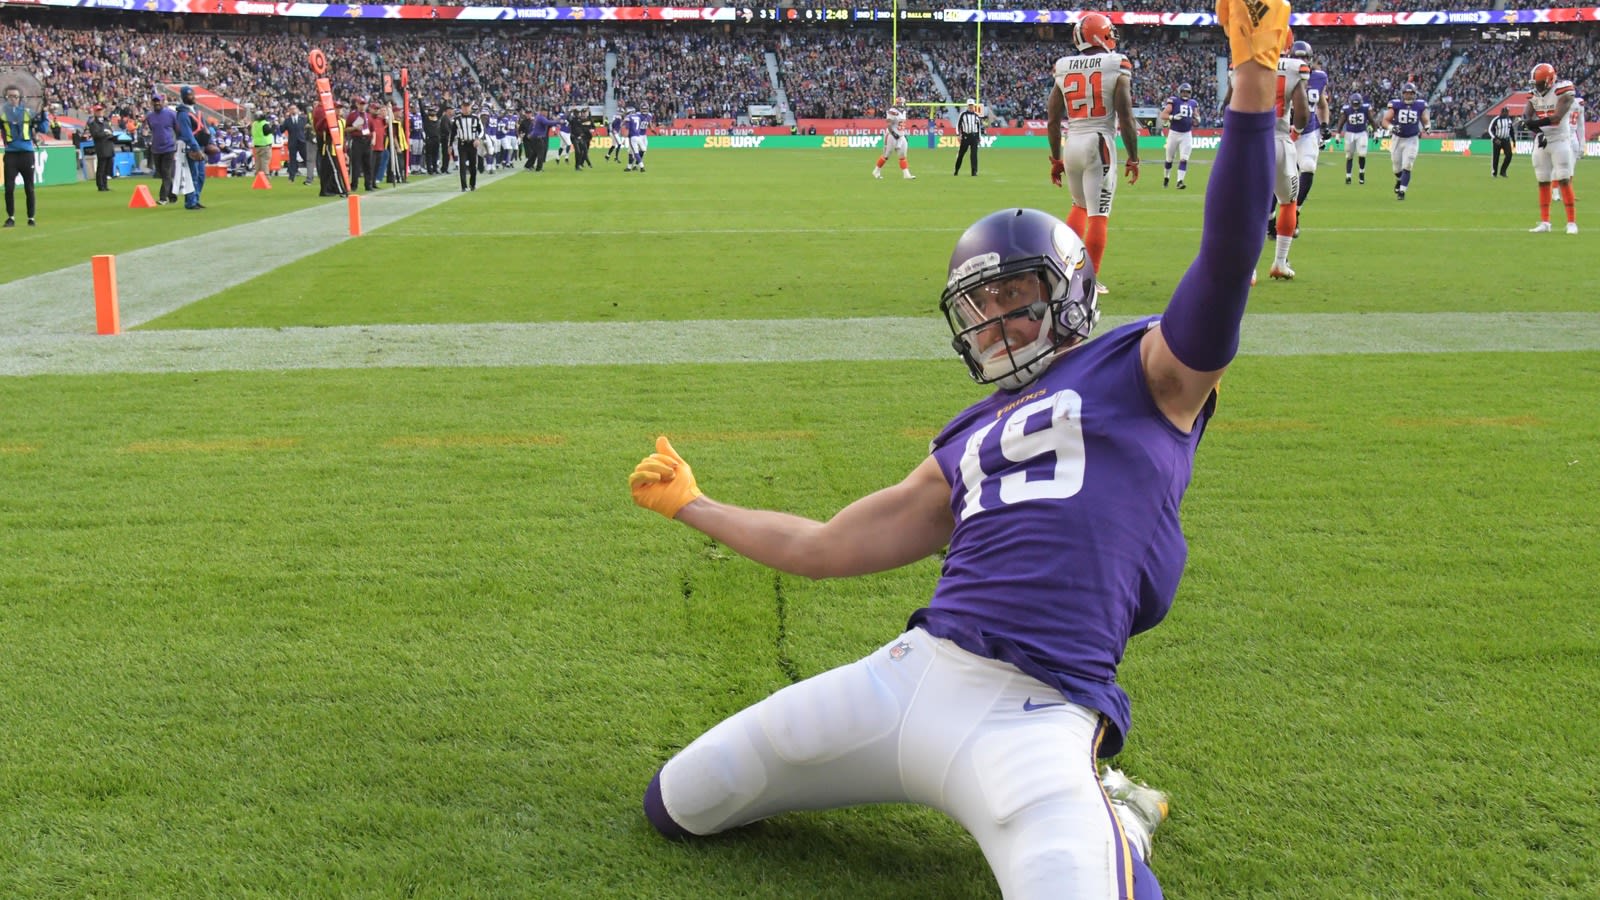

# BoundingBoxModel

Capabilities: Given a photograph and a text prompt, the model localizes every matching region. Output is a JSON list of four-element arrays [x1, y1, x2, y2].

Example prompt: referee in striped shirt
[[954, 99, 983, 176], [1488, 108, 1516, 178], [451, 100, 485, 191]]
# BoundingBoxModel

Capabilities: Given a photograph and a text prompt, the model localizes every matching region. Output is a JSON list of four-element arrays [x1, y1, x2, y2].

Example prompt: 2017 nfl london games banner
[[2, 0, 1598, 25]]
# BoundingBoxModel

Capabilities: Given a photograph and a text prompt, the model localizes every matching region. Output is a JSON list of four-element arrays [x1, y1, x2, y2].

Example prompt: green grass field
[[2, 148, 1598, 898]]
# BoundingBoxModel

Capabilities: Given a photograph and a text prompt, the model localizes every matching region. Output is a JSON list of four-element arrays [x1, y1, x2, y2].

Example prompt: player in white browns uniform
[[1524, 63, 1578, 234], [1560, 95, 1584, 203], [1046, 12, 1140, 294], [1224, 39, 1307, 280], [873, 99, 915, 179]]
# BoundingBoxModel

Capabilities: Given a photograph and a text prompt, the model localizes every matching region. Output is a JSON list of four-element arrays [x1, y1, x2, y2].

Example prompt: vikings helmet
[[1531, 63, 1556, 93], [1073, 13, 1118, 53], [1402, 82, 1418, 98], [1179, 82, 1193, 98], [941, 209, 1099, 391], [1350, 92, 1363, 106], [1290, 40, 1312, 61]]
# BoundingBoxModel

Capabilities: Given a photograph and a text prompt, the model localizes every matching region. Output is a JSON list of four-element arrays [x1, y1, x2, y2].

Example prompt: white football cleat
[[1269, 263, 1296, 280], [1095, 282, 1110, 295], [1566, 222, 1579, 235], [1102, 768, 1169, 861], [1250, 271, 1258, 286], [903, 171, 916, 180], [1529, 221, 1551, 233], [871, 167, 883, 179]]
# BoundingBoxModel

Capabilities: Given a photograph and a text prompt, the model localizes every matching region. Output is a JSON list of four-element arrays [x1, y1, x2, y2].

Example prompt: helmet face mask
[[941, 209, 1100, 391], [1179, 82, 1192, 98], [1350, 92, 1362, 105], [1402, 82, 1418, 100]]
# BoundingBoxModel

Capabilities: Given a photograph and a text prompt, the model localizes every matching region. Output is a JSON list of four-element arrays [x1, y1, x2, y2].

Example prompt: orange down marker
[[347, 194, 362, 237], [92, 254, 121, 335]]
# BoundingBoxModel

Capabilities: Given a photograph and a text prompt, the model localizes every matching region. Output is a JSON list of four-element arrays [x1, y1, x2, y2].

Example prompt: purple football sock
[[644, 768, 694, 840]]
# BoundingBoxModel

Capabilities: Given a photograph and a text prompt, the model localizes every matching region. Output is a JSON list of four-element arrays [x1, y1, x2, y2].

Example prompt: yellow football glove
[[1217, 0, 1292, 70], [629, 435, 704, 520]]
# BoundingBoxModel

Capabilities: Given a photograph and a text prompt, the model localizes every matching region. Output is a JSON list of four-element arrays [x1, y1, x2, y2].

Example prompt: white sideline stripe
[[3, 313, 1598, 377], [0, 171, 512, 336], [374, 225, 1522, 238]]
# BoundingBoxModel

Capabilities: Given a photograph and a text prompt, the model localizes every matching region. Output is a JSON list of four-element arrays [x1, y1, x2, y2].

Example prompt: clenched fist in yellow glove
[[1217, 0, 1291, 70], [629, 435, 704, 519]]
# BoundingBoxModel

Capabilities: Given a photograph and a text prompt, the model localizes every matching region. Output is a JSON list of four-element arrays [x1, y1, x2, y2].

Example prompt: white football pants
[[652, 627, 1145, 899]]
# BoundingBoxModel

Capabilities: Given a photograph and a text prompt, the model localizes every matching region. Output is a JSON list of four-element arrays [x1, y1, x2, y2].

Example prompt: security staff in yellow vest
[[250, 112, 275, 176], [2, 83, 50, 227]]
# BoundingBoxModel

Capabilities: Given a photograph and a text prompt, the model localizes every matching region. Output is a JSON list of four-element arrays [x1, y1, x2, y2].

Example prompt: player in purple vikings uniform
[[605, 110, 624, 163], [1382, 82, 1429, 200], [1159, 83, 1201, 189], [555, 110, 573, 164], [628, 3, 1291, 896], [1341, 92, 1373, 184], [1291, 42, 1330, 210]]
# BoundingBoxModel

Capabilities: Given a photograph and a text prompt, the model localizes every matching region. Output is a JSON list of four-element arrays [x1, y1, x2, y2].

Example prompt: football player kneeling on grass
[[630, 3, 1289, 896]]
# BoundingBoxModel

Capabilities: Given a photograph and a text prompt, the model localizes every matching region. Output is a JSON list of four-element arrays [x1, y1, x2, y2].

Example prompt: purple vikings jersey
[[1165, 97, 1200, 133], [1389, 98, 1426, 138], [1304, 70, 1328, 131], [1342, 103, 1372, 133], [910, 318, 1212, 757]]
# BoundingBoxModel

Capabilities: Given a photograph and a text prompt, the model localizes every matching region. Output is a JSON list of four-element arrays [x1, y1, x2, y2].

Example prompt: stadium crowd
[[2, 10, 1596, 139], [613, 31, 771, 120]]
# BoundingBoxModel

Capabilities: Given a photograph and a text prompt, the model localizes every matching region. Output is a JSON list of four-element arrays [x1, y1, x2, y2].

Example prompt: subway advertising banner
[[642, 135, 1538, 157]]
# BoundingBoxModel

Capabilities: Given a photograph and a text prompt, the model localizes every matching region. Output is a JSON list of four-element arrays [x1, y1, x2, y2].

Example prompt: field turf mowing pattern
[[1, 148, 1597, 898]]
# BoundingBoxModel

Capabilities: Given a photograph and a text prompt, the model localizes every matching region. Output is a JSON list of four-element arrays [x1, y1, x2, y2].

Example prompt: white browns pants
[[1295, 129, 1322, 173], [1390, 135, 1419, 173], [882, 132, 909, 159], [1344, 131, 1369, 159], [1274, 134, 1299, 205], [1065, 130, 1117, 217], [1533, 139, 1575, 182], [653, 627, 1143, 899]]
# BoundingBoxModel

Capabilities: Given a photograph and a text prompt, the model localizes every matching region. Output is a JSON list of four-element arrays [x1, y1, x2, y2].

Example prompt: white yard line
[[3, 313, 1598, 377], [2, 170, 1595, 377]]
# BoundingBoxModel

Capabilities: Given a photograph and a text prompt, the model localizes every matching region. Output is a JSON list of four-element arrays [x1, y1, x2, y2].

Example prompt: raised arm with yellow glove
[[1217, 0, 1292, 69], [629, 435, 704, 520]]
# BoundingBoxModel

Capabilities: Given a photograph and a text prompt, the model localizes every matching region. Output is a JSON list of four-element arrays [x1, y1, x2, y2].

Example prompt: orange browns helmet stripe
[[1074, 13, 1118, 52]]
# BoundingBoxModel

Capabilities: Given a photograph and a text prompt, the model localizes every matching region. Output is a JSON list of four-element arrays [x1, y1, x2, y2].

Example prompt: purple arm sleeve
[[1158, 108, 1276, 373]]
